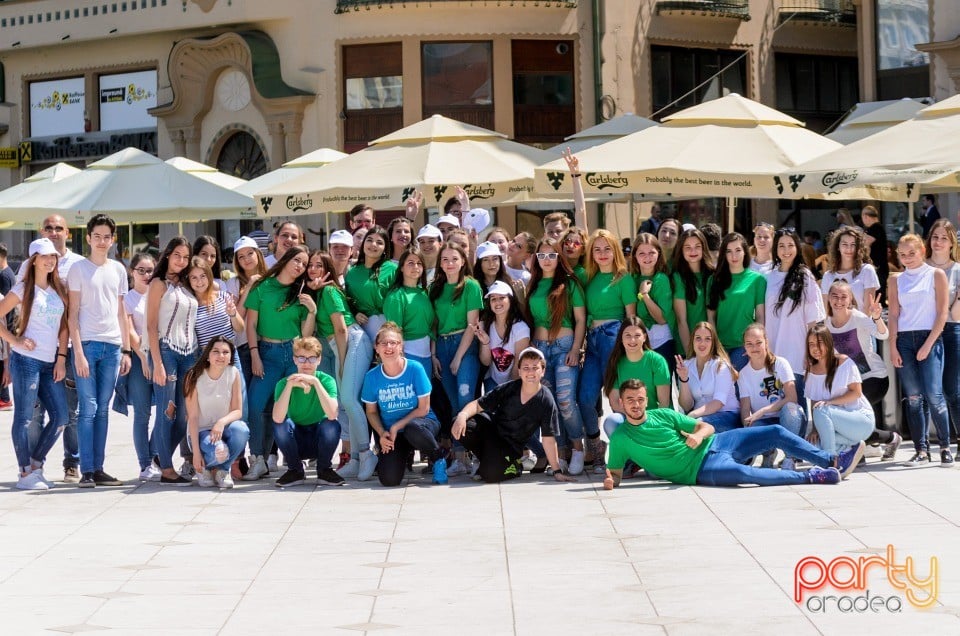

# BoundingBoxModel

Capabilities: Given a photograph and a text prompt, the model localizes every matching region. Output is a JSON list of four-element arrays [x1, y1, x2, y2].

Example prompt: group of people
[[5, 153, 957, 492]]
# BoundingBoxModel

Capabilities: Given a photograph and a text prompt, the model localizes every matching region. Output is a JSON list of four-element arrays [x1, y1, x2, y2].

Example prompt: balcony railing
[[656, 0, 750, 21], [336, 0, 577, 13], [779, 0, 856, 27]]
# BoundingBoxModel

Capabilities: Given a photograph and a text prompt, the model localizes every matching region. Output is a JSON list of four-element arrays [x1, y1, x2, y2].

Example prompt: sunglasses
[[563, 239, 583, 247], [43, 225, 66, 232], [536, 252, 559, 261], [293, 355, 319, 364]]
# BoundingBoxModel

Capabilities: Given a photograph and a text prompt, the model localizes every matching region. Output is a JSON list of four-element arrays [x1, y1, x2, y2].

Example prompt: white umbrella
[[0, 162, 81, 207], [234, 148, 347, 197], [825, 98, 928, 145], [165, 156, 248, 190], [546, 113, 657, 155], [0, 147, 257, 226], [255, 115, 565, 215]]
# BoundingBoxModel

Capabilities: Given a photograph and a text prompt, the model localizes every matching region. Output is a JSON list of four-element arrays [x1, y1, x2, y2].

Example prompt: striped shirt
[[195, 289, 236, 349]]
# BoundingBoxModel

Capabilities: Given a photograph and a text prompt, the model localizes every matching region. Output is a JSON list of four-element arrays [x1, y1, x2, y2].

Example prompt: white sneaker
[[197, 469, 216, 488], [521, 454, 537, 471], [267, 454, 279, 473], [358, 450, 378, 481], [33, 469, 55, 488], [446, 459, 469, 477], [215, 469, 234, 489], [16, 471, 49, 491], [139, 464, 161, 482], [337, 458, 359, 479], [568, 450, 585, 475], [179, 461, 196, 480], [242, 455, 268, 481]]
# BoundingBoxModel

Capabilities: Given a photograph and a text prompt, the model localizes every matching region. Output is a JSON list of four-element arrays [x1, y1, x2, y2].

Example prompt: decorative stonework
[[916, 37, 960, 92]]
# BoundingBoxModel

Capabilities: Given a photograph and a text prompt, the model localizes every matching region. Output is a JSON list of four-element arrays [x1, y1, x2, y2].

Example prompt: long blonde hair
[[584, 229, 627, 282]]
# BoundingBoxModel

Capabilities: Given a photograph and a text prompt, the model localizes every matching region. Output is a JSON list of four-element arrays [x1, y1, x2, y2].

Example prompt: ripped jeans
[[897, 330, 951, 452], [151, 343, 199, 470], [436, 333, 480, 414], [533, 335, 583, 448], [10, 351, 67, 470]]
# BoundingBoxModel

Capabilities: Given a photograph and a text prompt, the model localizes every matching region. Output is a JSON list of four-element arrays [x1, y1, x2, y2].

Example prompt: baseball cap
[[462, 208, 491, 233], [417, 224, 443, 240], [517, 346, 546, 364], [329, 229, 353, 247], [233, 236, 259, 253], [29, 238, 58, 257], [484, 280, 514, 298], [475, 241, 501, 261], [437, 215, 460, 228]]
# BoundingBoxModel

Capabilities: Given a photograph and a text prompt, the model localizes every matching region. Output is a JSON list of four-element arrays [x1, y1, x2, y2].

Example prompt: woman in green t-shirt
[[243, 245, 316, 480], [383, 246, 435, 374], [672, 228, 715, 357], [630, 233, 678, 377], [560, 227, 588, 286], [344, 225, 397, 343]]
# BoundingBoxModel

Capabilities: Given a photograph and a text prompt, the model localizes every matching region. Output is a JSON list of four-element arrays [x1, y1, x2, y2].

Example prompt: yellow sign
[[0, 147, 18, 168], [19, 141, 32, 163]]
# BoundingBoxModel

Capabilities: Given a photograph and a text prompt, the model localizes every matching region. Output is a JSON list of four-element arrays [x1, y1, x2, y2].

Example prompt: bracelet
[[678, 377, 689, 383], [121, 349, 132, 355], [570, 173, 581, 177], [57, 352, 68, 359], [228, 312, 237, 318], [249, 346, 259, 351]]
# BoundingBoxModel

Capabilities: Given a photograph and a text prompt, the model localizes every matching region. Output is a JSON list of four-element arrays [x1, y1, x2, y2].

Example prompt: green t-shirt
[[344, 261, 398, 317], [573, 264, 587, 287], [708, 269, 766, 349], [606, 409, 713, 485], [243, 277, 308, 340], [634, 272, 677, 335], [528, 277, 585, 331], [383, 286, 436, 341], [433, 278, 484, 335], [672, 271, 708, 332], [585, 272, 637, 324], [274, 370, 339, 426], [615, 352, 670, 409], [316, 286, 356, 339]]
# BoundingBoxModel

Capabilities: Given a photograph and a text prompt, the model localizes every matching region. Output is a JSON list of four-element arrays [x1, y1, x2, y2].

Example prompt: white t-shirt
[[820, 264, 880, 310], [826, 310, 888, 379], [17, 248, 85, 282], [124, 289, 147, 347], [505, 264, 531, 286], [264, 254, 277, 269], [804, 357, 872, 413], [683, 358, 739, 413], [932, 261, 960, 324], [10, 282, 64, 363], [749, 259, 774, 275], [737, 356, 796, 415], [764, 269, 824, 373], [485, 320, 531, 386], [67, 258, 128, 345]]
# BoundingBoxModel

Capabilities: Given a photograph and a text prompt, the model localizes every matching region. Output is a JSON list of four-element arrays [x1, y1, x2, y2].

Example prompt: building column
[[266, 119, 286, 169]]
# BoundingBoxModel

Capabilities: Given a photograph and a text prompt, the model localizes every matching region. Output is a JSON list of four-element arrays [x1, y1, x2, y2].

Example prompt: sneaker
[[197, 470, 216, 488], [93, 470, 123, 486], [139, 464, 161, 482], [16, 471, 49, 491], [358, 450, 378, 482], [77, 472, 95, 488], [432, 458, 449, 485], [806, 466, 841, 485], [318, 467, 345, 486], [780, 457, 796, 472], [520, 454, 537, 472], [446, 459, 469, 477], [941, 448, 955, 467], [336, 451, 351, 470], [267, 454, 280, 473], [621, 461, 640, 479], [63, 466, 81, 484], [275, 469, 306, 488], [0, 399, 12, 411], [215, 469, 234, 489], [835, 441, 866, 479], [568, 449, 585, 476], [760, 450, 777, 469], [881, 432, 902, 461], [31, 468, 55, 489], [337, 458, 359, 479], [178, 461, 196, 480], [160, 474, 193, 486], [242, 455, 268, 481], [901, 452, 931, 467]]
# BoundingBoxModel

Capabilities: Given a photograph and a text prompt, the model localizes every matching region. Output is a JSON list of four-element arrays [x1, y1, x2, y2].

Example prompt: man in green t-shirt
[[604, 380, 863, 489], [271, 337, 343, 488]]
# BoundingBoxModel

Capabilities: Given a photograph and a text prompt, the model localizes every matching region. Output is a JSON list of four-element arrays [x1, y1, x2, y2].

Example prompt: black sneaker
[[901, 452, 931, 467], [318, 467, 345, 486], [160, 474, 193, 486], [941, 449, 955, 467], [275, 469, 306, 488], [93, 470, 123, 486], [77, 472, 95, 488]]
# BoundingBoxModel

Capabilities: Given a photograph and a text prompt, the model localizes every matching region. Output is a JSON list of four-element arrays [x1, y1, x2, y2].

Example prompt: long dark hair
[[251, 244, 310, 309], [472, 249, 514, 291], [707, 232, 750, 310], [183, 336, 237, 398], [193, 235, 222, 280], [391, 245, 428, 290], [772, 228, 812, 317], [481, 291, 526, 345], [525, 237, 579, 339], [429, 243, 473, 303], [386, 217, 413, 260], [17, 252, 69, 337], [672, 228, 714, 305], [361, 225, 391, 279], [152, 236, 192, 284], [804, 323, 841, 393], [603, 317, 651, 395]]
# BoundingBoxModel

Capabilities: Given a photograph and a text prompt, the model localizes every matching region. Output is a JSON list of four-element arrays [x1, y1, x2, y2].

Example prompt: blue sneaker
[[806, 466, 841, 485], [432, 457, 448, 485], [835, 441, 865, 479]]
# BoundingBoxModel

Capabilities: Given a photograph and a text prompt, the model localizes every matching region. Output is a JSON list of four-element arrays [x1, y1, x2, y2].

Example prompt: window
[[29, 77, 85, 137], [512, 39, 575, 144], [343, 43, 403, 153], [775, 54, 858, 133], [651, 46, 747, 119], [422, 41, 493, 128], [875, 0, 930, 99], [98, 70, 158, 131]]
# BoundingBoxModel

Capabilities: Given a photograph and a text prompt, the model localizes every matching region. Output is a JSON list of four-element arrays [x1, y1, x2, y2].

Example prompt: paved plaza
[[1, 408, 959, 635]]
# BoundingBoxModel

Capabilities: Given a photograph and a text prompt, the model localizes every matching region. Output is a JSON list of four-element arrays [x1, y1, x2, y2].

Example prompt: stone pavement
[[1, 408, 959, 635]]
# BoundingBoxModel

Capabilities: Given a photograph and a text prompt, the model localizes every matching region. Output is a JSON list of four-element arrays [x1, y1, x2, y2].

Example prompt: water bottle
[[214, 440, 228, 463]]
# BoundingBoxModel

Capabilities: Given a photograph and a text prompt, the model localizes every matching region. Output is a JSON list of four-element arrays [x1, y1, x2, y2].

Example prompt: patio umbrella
[[165, 156, 248, 190], [825, 98, 928, 145], [546, 113, 657, 155], [0, 163, 82, 229], [234, 148, 347, 197], [0, 147, 257, 226], [255, 115, 563, 215]]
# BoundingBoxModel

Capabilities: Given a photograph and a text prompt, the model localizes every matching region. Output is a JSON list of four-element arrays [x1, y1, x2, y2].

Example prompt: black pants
[[862, 376, 895, 444], [376, 417, 441, 487], [460, 413, 523, 483]]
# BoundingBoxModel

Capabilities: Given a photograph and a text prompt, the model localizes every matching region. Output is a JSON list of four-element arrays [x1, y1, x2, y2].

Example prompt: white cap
[[462, 208, 491, 233], [329, 229, 353, 247], [475, 241, 501, 261], [416, 224, 443, 240], [29, 238, 58, 257], [484, 280, 514, 298], [682, 223, 697, 233], [233, 236, 259, 253], [437, 214, 460, 228], [517, 346, 546, 363]]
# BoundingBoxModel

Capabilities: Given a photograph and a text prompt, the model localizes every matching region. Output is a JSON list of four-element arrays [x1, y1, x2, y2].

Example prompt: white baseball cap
[[475, 241, 501, 261], [233, 236, 259, 253], [462, 208, 491, 233], [329, 229, 353, 247], [417, 224, 443, 240], [29, 238, 58, 257], [437, 215, 460, 228], [517, 346, 546, 363], [484, 280, 514, 298]]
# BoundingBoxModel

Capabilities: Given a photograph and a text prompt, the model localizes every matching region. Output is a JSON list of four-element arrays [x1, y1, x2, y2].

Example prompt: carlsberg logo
[[821, 171, 858, 190], [585, 173, 628, 189], [463, 185, 495, 200], [286, 195, 313, 212]]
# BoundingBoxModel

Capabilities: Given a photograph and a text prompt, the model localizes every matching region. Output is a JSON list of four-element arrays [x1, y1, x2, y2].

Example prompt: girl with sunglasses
[[122, 252, 157, 481]]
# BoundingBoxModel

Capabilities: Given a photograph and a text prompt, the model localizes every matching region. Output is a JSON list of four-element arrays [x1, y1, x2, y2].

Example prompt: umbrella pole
[[178, 221, 183, 236], [726, 197, 737, 233], [908, 203, 915, 234], [128, 222, 133, 260]]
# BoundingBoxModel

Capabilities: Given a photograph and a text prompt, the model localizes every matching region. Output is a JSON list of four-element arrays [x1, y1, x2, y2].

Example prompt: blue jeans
[[578, 321, 620, 438], [332, 325, 374, 458], [655, 339, 676, 384], [28, 347, 79, 469], [197, 421, 250, 472], [247, 340, 298, 456], [127, 354, 155, 470], [696, 425, 837, 486], [273, 418, 340, 469], [793, 373, 806, 405], [10, 352, 67, 470], [436, 333, 480, 413], [896, 330, 951, 451], [728, 347, 748, 374], [754, 401, 806, 437], [701, 410, 742, 433], [151, 344, 198, 470], [533, 335, 583, 446], [941, 322, 960, 441], [75, 341, 121, 474], [812, 404, 874, 455]]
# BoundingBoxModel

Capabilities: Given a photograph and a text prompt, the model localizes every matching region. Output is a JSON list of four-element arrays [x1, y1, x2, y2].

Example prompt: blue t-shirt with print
[[361, 358, 436, 430]]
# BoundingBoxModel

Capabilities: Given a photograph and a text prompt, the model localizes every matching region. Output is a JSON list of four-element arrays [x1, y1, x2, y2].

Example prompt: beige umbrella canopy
[[546, 113, 657, 155], [165, 156, 248, 190], [255, 115, 560, 215], [0, 163, 83, 229], [234, 147, 347, 197], [825, 98, 929, 145]]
